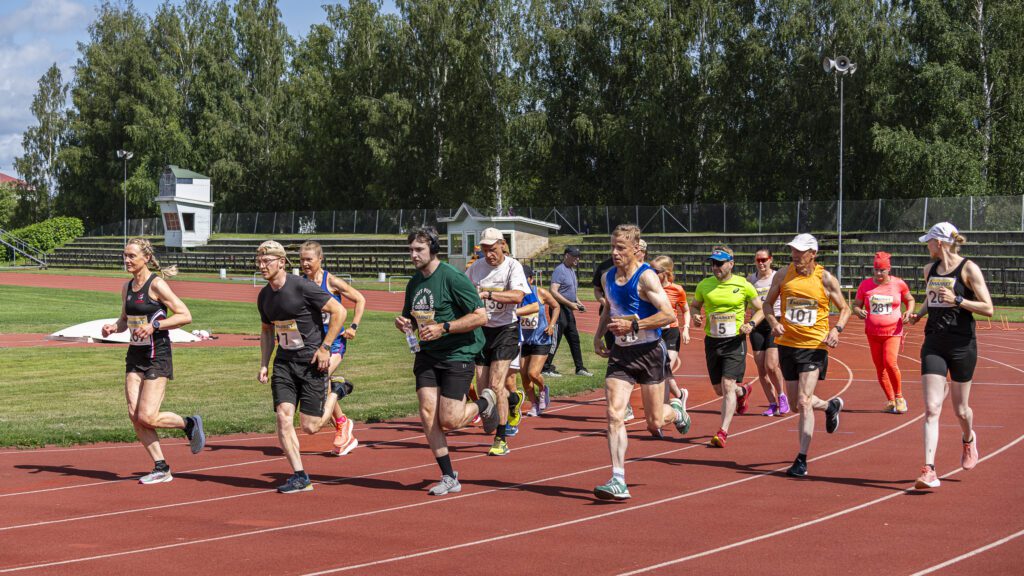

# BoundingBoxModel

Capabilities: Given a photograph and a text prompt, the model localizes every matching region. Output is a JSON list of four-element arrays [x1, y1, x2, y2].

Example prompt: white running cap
[[787, 233, 818, 252], [919, 222, 959, 243], [479, 227, 504, 245]]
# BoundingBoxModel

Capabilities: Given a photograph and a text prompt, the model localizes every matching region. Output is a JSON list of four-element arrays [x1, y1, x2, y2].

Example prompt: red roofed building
[[0, 172, 30, 188]]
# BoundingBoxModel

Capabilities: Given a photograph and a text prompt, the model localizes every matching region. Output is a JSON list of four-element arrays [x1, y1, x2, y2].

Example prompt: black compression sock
[[295, 469, 308, 479], [496, 425, 507, 440], [509, 391, 520, 407], [436, 455, 455, 478], [154, 460, 169, 472], [184, 416, 195, 437], [796, 453, 807, 463], [475, 398, 489, 414]]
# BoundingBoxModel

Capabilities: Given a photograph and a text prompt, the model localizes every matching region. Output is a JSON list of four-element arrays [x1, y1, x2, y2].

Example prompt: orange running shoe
[[331, 416, 358, 456], [914, 466, 940, 489]]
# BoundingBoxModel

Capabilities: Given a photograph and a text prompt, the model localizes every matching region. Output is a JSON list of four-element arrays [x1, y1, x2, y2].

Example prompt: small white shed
[[438, 203, 560, 269], [157, 165, 213, 248]]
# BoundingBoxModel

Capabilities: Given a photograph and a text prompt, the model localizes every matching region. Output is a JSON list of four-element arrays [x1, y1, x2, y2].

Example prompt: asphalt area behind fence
[[1, 271, 1022, 575]]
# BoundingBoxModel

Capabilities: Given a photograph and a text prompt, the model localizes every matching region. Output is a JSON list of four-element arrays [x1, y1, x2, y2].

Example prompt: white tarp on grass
[[46, 319, 199, 344]]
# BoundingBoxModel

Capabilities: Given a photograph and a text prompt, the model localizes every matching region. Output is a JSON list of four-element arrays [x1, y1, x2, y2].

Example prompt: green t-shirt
[[694, 274, 758, 338], [402, 261, 485, 362]]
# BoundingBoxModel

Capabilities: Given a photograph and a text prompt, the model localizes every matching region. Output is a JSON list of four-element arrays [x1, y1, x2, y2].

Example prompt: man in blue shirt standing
[[545, 246, 593, 377]]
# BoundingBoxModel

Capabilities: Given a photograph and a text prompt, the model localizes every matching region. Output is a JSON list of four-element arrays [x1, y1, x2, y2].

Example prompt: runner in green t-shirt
[[395, 227, 497, 496], [692, 246, 765, 448]]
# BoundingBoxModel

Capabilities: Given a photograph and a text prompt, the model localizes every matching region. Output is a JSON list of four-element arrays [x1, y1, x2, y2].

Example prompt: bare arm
[[516, 302, 540, 316], [150, 278, 192, 330], [539, 287, 560, 335], [101, 284, 130, 336], [764, 271, 787, 335], [635, 270, 675, 329], [961, 261, 994, 318], [329, 274, 365, 339], [550, 282, 574, 307], [853, 296, 867, 320], [822, 270, 852, 348], [482, 289, 525, 305], [258, 323, 275, 383]]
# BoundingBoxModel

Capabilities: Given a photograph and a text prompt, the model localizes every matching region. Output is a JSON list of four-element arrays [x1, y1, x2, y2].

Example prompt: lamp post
[[117, 149, 133, 244], [821, 55, 856, 287]]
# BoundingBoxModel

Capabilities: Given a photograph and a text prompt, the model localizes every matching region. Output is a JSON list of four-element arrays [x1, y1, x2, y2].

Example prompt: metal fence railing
[[85, 195, 1024, 237]]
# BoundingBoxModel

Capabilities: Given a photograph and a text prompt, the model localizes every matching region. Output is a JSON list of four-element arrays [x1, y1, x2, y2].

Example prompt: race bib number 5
[[926, 277, 956, 308], [785, 298, 818, 327], [869, 294, 894, 316], [127, 315, 150, 346], [709, 312, 737, 338], [273, 319, 305, 351]]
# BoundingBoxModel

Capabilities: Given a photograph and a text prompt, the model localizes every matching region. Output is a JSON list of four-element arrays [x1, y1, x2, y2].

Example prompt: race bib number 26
[[926, 277, 956, 309]]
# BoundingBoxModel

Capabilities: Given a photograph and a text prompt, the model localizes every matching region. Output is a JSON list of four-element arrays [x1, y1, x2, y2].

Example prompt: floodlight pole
[[838, 75, 844, 286], [117, 150, 133, 244]]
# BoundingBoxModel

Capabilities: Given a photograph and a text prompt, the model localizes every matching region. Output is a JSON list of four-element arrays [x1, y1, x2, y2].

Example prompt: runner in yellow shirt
[[692, 246, 765, 448]]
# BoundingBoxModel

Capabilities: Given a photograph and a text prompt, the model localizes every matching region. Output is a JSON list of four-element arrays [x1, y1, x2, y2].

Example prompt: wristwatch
[[954, 295, 964, 307], [630, 318, 640, 334], [835, 325, 844, 333], [747, 320, 756, 328], [443, 321, 451, 334], [320, 342, 331, 351], [152, 320, 161, 331], [350, 323, 359, 331]]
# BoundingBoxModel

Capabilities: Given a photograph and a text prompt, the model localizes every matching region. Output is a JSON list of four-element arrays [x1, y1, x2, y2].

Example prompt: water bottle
[[405, 327, 420, 353]]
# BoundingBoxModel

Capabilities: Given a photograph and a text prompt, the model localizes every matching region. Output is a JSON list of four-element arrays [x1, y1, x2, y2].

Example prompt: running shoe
[[883, 400, 897, 414], [962, 431, 979, 470], [709, 428, 728, 448], [735, 382, 753, 415], [593, 477, 631, 500], [895, 397, 908, 414], [427, 472, 461, 496], [506, 424, 519, 437], [650, 428, 665, 439], [333, 415, 351, 449], [825, 397, 844, 434], [487, 438, 510, 456], [472, 414, 481, 425], [277, 473, 313, 494], [330, 375, 354, 399], [624, 405, 635, 421], [139, 467, 173, 485], [479, 388, 499, 434], [542, 369, 562, 378], [186, 415, 206, 454], [762, 403, 779, 417], [525, 406, 539, 418], [679, 387, 689, 409], [508, 390, 523, 427], [331, 417, 359, 456], [778, 393, 791, 415], [914, 466, 940, 489], [786, 457, 807, 478], [670, 398, 691, 435], [576, 368, 594, 377], [540, 386, 550, 410]]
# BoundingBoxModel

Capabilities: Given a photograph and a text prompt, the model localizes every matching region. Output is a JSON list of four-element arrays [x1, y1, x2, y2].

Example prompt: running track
[[1, 272, 1023, 574]]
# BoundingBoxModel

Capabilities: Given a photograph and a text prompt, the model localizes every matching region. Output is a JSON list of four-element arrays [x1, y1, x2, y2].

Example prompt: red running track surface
[[1, 272, 1023, 574]]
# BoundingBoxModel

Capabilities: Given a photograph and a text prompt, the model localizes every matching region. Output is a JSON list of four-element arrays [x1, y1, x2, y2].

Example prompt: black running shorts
[[125, 347, 174, 380], [662, 327, 681, 352], [271, 358, 328, 417], [414, 355, 476, 400], [475, 323, 522, 366], [606, 340, 667, 385], [704, 335, 747, 385], [748, 321, 777, 351], [521, 343, 551, 357], [921, 333, 977, 382], [777, 345, 829, 381]]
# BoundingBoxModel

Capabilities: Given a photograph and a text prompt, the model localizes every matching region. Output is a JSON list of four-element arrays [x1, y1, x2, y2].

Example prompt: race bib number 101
[[785, 298, 818, 327]]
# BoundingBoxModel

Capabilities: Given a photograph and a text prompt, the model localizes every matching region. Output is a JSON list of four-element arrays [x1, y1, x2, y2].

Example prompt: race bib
[[521, 311, 540, 330], [926, 277, 956, 309], [869, 294, 894, 316], [709, 312, 737, 338], [613, 314, 640, 344], [411, 309, 436, 327], [273, 319, 305, 351], [785, 298, 818, 327], [127, 315, 150, 347], [481, 284, 507, 320]]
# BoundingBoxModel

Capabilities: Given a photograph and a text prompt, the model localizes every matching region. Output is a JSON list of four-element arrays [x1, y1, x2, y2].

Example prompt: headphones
[[419, 226, 441, 255]]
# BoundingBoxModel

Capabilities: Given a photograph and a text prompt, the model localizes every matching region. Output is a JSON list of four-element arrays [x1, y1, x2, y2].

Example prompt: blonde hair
[[299, 240, 323, 259], [650, 254, 675, 281], [126, 238, 178, 278], [611, 224, 641, 246], [950, 233, 967, 254]]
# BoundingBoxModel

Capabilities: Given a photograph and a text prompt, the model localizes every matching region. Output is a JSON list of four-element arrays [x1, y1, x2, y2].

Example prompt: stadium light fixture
[[117, 149, 133, 245], [822, 55, 856, 286]]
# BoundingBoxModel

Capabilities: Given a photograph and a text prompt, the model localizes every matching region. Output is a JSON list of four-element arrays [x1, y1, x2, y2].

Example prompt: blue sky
[[0, 0, 396, 178]]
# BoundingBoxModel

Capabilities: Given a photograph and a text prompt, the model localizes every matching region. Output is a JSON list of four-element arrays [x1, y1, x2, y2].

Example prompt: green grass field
[[0, 286, 606, 448]]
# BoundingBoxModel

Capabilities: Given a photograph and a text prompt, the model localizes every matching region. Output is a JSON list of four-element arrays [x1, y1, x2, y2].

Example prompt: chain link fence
[[86, 195, 1024, 237]]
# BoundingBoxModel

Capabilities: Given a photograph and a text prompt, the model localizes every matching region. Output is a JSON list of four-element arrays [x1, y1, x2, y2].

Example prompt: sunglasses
[[710, 261, 727, 268], [756, 257, 771, 263]]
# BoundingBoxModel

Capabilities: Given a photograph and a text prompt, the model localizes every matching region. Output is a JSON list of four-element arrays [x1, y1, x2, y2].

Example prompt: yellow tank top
[[776, 264, 830, 350]]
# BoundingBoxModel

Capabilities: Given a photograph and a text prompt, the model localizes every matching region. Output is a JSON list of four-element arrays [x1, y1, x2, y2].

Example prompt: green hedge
[[9, 217, 85, 253]]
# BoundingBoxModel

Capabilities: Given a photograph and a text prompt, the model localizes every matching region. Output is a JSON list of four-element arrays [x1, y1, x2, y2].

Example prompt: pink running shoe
[[762, 403, 779, 417], [332, 417, 358, 456], [777, 393, 791, 414], [915, 466, 940, 489], [962, 431, 979, 470]]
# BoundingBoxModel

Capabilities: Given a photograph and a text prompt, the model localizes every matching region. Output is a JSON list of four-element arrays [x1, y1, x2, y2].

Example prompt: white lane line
[[908, 527, 1024, 575], [617, 432, 1024, 575]]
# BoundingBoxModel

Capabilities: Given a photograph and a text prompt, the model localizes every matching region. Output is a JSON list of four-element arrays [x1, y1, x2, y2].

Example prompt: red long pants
[[867, 333, 902, 401]]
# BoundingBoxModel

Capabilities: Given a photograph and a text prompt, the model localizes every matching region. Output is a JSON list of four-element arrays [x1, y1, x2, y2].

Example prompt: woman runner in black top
[[908, 223, 993, 490], [101, 238, 206, 484]]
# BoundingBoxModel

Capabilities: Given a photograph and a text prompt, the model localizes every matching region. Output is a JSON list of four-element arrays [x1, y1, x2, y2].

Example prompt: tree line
[[9, 0, 1023, 230]]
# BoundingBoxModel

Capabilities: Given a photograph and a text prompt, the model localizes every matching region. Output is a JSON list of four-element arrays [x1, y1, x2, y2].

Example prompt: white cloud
[[0, 0, 89, 37], [0, 133, 25, 176]]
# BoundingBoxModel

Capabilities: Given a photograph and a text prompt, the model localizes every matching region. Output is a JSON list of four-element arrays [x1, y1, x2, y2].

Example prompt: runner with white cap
[[908, 222, 993, 489], [763, 233, 851, 478]]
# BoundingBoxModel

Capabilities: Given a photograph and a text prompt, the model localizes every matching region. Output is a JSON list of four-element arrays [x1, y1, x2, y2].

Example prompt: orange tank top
[[663, 283, 688, 328], [776, 264, 830, 350]]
